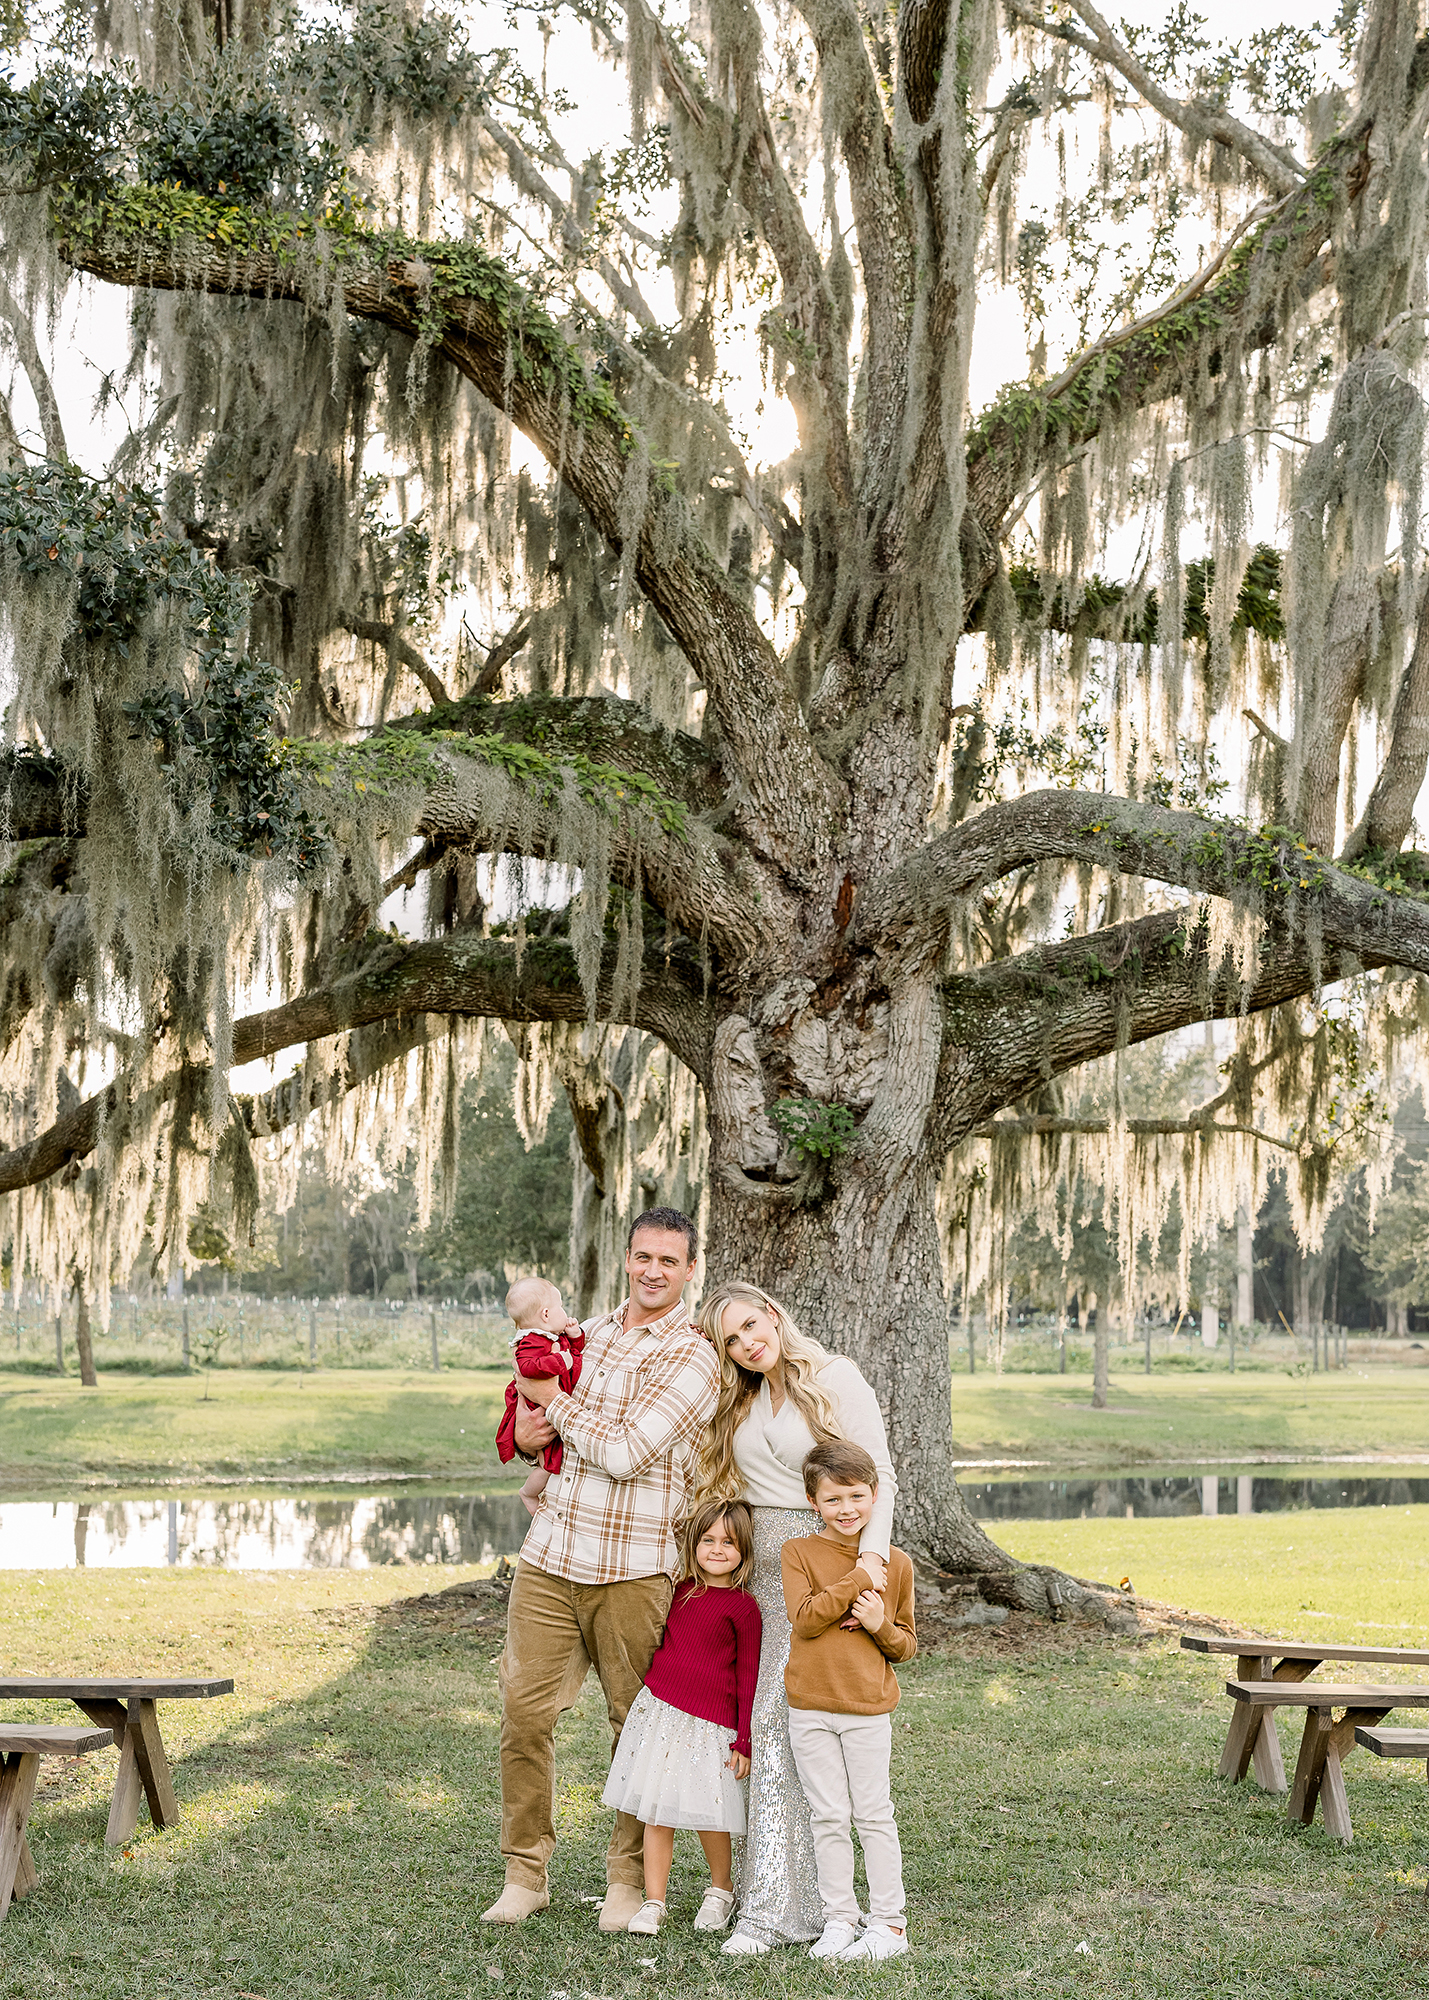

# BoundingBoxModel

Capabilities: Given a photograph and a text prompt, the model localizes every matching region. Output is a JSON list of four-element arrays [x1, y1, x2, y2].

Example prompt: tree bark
[[704, 1142, 1021, 1580]]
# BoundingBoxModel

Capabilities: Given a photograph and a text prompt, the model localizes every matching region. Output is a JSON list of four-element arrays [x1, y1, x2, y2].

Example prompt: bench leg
[[104, 1719, 145, 1846], [1250, 1710, 1289, 1793], [1320, 1739, 1353, 1843], [1220, 1656, 1267, 1780], [0, 1752, 40, 1923], [1287, 1708, 1331, 1826], [12, 1837, 36, 1901], [128, 1701, 179, 1832]]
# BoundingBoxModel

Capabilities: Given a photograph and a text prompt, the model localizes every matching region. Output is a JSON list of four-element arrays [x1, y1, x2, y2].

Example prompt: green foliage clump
[[0, 465, 323, 873], [768, 1097, 857, 1161]]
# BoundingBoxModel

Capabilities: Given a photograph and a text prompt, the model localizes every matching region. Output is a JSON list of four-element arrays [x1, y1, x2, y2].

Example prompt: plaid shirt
[[518, 1297, 719, 1586]]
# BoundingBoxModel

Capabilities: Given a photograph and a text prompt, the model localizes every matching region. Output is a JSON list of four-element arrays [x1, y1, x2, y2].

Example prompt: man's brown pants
[[499, 1558, 673, 1893]]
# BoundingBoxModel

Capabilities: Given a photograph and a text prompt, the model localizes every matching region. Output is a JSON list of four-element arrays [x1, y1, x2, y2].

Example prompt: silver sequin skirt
[[729, 1504, 825, 1946]]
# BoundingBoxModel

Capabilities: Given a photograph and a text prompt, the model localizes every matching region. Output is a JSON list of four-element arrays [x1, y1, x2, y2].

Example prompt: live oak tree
[[4, 0, 1429, 1604]]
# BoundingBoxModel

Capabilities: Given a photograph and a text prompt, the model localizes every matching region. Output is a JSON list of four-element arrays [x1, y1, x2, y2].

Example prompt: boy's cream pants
[[786, 1707, 905, 1928]]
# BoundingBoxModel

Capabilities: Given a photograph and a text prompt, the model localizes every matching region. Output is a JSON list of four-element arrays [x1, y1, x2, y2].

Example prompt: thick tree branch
[[0, 928, 712, 1196], [936, 902, 1399, 1144], [864, 786, 1429, 982], [56, 195, 845, 874], [1004, 0, 1306, 195], [0, 274, 68, 461], [340, 616, 452, 705], [973, 1111, 1302, 1155], [1344, 577, 1429, 860], [628, 0, 855, 517], [963, 116, 1372, 556]]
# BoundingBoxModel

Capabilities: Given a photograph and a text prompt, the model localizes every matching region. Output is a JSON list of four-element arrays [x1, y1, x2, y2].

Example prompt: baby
[[494, 1277, 586, 1516]]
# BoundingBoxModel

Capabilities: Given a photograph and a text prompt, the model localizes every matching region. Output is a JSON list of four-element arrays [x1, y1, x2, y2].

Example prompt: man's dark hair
[[626, 1206, 698, 1262]]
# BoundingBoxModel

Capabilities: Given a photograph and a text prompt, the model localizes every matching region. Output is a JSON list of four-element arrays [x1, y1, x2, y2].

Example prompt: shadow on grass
[[7, 1586, 1429, 2000]]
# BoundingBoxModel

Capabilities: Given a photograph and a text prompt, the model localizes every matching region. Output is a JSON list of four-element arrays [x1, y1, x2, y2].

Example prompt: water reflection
[[0, 1491, 534, 1569], [3, 1472, 1428, 1569], [958, 1472, 1429, 1521]]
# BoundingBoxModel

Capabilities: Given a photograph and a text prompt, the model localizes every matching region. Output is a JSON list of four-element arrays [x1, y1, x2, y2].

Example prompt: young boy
[[494, 1277, 585, 1516], [780, 1438, 917, 1963]]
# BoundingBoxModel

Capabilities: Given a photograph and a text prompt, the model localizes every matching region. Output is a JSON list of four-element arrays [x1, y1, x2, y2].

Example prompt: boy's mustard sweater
[[780, 1531, 917, 1715]]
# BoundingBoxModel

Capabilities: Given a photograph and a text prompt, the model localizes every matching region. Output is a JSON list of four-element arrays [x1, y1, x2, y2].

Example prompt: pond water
[[2, 1468, 1427, 1568]]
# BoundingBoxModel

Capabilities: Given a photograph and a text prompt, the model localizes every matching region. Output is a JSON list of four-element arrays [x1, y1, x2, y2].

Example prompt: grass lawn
[[950, 1369, 1429, 1467], [4, 1543, 1429, 1999], [6, 1366, 1429, 1493], [0, 1368, 513, 1491], [1002, 1507, 1429, 1645]]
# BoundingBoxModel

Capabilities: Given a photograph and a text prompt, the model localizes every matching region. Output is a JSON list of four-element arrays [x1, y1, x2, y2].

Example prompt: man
[[481, 1207, 720, 1930]]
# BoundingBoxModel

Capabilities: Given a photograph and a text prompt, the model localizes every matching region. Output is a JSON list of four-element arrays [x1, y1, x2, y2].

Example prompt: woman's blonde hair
[[678, 1497, 755, 1593], [693, 1281, 843, 1505]]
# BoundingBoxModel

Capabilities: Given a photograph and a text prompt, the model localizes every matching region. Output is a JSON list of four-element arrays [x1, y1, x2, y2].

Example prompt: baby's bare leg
[[519, 1467, 550, 1517]]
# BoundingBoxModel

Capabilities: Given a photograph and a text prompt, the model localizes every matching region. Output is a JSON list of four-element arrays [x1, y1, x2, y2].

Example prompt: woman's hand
[[857, 1551, 887, 1592], [726, 1749, 750, 1780]]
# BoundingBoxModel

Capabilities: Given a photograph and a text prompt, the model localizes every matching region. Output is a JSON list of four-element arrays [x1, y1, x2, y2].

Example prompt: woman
[[692, 1280, 896, 1956]]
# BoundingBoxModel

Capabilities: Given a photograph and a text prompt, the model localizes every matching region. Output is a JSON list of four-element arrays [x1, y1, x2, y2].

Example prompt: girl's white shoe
[[720, 1928, 770, 1955], [626, 1899, 665, 1935], [838, 1922, 909, 1961], [694, 1886, 737, 1932], [810, 1920, 859, 1958]]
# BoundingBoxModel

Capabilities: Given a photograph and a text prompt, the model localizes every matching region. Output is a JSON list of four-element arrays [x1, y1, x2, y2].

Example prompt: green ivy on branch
[[296, 725, 690, 841]]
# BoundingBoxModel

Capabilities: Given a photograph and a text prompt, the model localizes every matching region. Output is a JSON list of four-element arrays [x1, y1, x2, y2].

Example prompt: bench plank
[[1227, 1681, 1429, 1707], [1355, 1726, 1429, 1758], [0, 1678, 232, 1701], [1184, 1636, 1429, 1665], [0, 1726, 113, 1757]]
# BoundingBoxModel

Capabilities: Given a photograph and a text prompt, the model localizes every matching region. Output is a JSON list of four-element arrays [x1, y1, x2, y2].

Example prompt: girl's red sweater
[[643, 1578, 762, 1757]]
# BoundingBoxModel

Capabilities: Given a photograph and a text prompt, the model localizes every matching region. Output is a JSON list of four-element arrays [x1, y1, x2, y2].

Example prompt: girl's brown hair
[[678, 1497, 756, 1593]]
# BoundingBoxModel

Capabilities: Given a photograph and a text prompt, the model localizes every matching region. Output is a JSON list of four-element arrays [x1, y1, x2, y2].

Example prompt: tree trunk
[[705, 1151, 1021, 1583], [74, 1288, 96, 1387], [1091, 1298, 1109, 1408], [1235, 1205, 1254, 1327]]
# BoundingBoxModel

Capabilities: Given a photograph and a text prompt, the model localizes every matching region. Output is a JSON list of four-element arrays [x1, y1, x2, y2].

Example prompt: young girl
[[602, 1499, 762, 1935]]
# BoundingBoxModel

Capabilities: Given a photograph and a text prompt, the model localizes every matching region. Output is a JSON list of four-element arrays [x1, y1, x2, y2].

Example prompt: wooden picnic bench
[[0, 1677, 233, 1846], [1354, 1726, 1429, 1896], [1180, 1635, 1429, 1793], [1224, 1681, 1429, 1843], [1, 1724, 113, 1922]]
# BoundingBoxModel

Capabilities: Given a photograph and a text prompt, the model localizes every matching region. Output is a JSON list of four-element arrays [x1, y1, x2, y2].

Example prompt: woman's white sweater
[[730, 1353, 897, 1558]]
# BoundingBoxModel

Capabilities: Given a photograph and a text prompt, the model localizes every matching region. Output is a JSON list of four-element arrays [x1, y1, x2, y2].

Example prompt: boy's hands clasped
[[849, 1588, 886, 1633]]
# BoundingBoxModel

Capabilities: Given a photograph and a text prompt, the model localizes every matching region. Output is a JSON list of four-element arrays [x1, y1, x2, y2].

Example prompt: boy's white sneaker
[[720, 1927, 770, 1955], [838, 1923, 909, 1961], [694, 1886, 737, 1931], [626, 1899, 665, 1936], [810, 1920, 859, 1959]]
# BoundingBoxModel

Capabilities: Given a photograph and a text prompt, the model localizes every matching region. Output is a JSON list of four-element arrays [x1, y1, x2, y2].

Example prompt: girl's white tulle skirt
[[603, 1686, 747, 1833]]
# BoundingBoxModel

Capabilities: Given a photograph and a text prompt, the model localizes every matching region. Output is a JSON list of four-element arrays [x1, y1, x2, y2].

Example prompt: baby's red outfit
[[494, 1327, 586, 1474]]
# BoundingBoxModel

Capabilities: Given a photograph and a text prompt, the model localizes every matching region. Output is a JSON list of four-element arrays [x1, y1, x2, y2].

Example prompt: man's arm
[[543, 1344, 718, 1478], [782, 1543, 877, 1637], [511, 1398, 556, 1458]]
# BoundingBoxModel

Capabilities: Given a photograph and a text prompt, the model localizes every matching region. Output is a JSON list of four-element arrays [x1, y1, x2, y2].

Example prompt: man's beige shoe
[[597, 1883, 646, 1931], [479, 1883, 550, 1924]]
